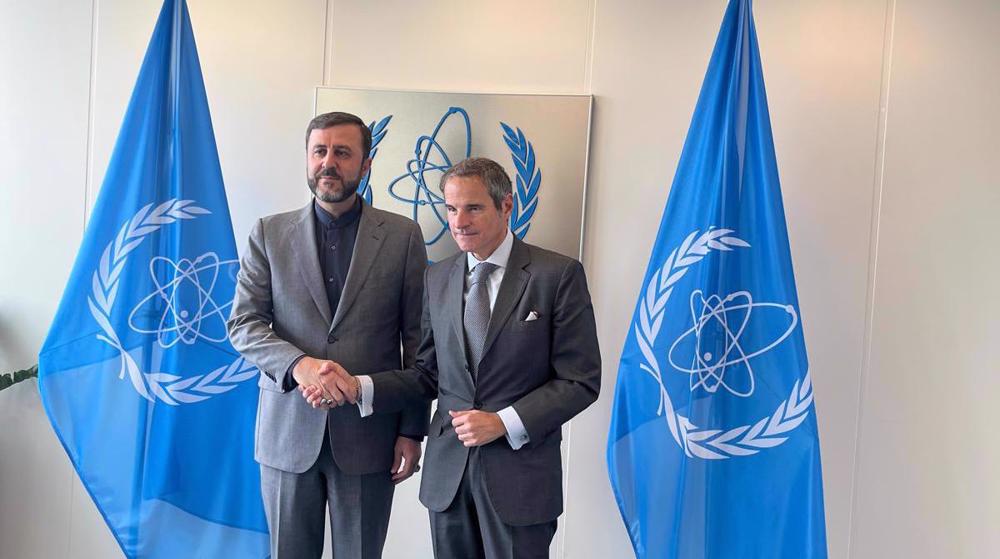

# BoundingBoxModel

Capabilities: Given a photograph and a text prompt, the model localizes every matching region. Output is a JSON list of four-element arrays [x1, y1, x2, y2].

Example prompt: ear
[[360, 157, 372, 177], [501, 192, 513, 218]]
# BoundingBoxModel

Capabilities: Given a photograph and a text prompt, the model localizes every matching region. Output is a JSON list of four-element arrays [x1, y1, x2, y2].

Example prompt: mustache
[[317, 168, 341, 180]]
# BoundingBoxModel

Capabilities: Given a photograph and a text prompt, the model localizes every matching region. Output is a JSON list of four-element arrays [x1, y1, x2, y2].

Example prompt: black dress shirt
[[313, 197, 362, 318]]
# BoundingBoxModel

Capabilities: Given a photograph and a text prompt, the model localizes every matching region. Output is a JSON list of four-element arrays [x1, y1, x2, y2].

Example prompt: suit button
[[327, 334, 338, 344], [473, 401, 483, 410]]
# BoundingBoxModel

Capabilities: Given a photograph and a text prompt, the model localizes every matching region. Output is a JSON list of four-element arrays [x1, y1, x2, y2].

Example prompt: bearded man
[[228, 111, 429, 558]]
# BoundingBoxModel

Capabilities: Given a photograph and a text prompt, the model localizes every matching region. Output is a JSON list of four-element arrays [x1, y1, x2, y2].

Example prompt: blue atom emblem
[[128, 253, 238, 348], [387, 107, 472, 246], [667, 290, 798, 398]]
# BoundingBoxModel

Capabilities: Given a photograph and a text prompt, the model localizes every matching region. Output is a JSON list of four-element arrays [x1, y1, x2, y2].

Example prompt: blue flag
[[38, 1, 269, 557], [606, 1, 827, 557]]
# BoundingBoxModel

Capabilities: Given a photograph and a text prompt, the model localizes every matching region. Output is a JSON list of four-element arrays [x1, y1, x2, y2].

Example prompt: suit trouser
[[429, 447, 557, 559], [260, 432, 394, 559]]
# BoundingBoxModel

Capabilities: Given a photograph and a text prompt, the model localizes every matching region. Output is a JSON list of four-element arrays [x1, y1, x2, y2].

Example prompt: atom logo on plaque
[[315, 88, 592, 262]]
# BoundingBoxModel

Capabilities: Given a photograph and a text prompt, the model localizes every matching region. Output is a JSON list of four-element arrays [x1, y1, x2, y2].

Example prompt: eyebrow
[[311, 143, 353, 151]]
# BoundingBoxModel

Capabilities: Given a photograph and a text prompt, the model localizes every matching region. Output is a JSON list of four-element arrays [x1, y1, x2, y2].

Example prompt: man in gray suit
[[305, 157, 601, 559], [227, 112, 429, 558]]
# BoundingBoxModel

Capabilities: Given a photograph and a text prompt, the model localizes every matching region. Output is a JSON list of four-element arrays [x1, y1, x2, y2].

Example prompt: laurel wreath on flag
[[634, 228, 815, 459], [87, 199, 257, 405], [360, 115, 393, 205], [501, 122, 541, 239]]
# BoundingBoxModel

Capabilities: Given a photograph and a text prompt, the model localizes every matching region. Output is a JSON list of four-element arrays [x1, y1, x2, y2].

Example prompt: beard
[[308, 168, 362, 204]]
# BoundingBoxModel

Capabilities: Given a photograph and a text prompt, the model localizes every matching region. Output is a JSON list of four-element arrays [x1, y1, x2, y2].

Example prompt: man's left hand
[[391, 437, 422, 484], [449, 410, 506, 447]]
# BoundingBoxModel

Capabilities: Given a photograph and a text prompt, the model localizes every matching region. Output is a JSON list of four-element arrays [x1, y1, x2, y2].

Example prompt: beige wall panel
[[0, 382, 76, 558], [326, 0, 594, 94], [851, 1, 1000, 557], [84, 0, 163, 215], [0, 0, 93, 372], [0, 4, 96, 555], [187, 0, 328, 247]]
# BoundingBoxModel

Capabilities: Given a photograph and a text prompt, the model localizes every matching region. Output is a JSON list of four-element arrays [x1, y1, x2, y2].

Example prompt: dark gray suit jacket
[[370, 236, 601, 525], [228, 200, 428, 474]]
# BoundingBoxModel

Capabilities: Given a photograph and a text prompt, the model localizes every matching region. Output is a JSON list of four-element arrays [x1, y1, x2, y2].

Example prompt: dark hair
[[305, 112, 372, 158], [438, 157, 512, 210]]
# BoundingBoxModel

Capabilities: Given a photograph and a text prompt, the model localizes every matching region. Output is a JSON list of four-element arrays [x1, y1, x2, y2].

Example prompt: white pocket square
[[524, 311, 540, 322]]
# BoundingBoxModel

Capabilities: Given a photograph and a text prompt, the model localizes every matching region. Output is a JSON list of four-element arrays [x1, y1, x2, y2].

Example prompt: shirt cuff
[[497, 406, 530, 450], [357, 375, 374, 417], [282, 355, 306, 392]]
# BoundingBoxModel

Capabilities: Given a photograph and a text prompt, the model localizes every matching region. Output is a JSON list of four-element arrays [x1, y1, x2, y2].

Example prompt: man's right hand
[[292, 357, 358, 406]]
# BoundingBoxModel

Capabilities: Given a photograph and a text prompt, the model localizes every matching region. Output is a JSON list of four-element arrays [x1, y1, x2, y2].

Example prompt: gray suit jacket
[[370, 236, 601, 525], [228, 200, 428, 474]]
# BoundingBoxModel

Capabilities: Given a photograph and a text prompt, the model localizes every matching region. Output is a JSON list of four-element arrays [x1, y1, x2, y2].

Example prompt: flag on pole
[[606, 1, 828, 557], [38, 1, 268, 557]]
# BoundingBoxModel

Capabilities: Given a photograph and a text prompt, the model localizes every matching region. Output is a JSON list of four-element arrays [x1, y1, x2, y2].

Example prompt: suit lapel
[[481, 237, 530, 360], [447, 255, 468, 365], [289, 202, 333, 326], [330, 201, 385, 332]]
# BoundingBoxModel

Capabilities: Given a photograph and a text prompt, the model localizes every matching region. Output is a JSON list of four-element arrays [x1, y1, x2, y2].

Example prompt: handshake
[[291, 356, 360, 409]]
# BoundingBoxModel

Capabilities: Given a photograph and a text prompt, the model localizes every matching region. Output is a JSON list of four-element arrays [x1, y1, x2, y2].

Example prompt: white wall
[[850, 1, 1000, 556], [2, 1, 998, 558]]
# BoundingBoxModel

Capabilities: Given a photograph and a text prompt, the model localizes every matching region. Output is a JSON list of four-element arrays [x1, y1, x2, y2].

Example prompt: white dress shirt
[[357, 228, 531, 450]]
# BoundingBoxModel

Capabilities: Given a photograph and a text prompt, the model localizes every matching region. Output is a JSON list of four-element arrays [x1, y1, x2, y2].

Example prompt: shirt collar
[[467, 228, 513, 273], [313, 195, 362, 230]]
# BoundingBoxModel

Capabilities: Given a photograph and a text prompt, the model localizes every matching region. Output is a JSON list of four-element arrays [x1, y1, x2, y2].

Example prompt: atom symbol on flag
[[667, 290, 798, 397], [128, 252, 238, 348]]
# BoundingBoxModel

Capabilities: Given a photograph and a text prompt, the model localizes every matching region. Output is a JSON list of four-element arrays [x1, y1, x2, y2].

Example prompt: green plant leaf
[[0, 364, 38, 391]]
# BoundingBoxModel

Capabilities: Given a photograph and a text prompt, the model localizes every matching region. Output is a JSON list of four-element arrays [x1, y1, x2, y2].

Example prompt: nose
[[451, 209, 470, 230], [320, 150, 336, 171]]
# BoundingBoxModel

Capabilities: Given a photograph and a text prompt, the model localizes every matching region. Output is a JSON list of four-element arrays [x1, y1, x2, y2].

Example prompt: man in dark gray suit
[[227, 112, 428, 558], [305, 157, 601, 559]]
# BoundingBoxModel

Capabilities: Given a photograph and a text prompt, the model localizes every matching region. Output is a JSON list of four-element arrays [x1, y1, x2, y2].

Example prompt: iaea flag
[[606, 1, 828, 557], [37, 0, 269, 557]]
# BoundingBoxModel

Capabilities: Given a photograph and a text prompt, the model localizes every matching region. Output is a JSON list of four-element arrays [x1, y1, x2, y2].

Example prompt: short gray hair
[[438, 157, 512, 210]]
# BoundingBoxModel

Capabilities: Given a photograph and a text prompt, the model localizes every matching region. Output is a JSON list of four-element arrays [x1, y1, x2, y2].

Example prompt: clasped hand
[[292, 356, 358, 408], [449, 410, 506, 447]]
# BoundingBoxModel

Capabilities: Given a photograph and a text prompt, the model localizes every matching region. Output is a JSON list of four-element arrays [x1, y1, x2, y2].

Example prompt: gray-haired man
[[305, 157, 602, 559]]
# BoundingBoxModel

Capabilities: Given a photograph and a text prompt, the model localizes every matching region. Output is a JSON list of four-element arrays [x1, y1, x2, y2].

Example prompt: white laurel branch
[[87, 199, 254, 405], [632, 228, 814, 459], [148, 357, 258, 405]]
